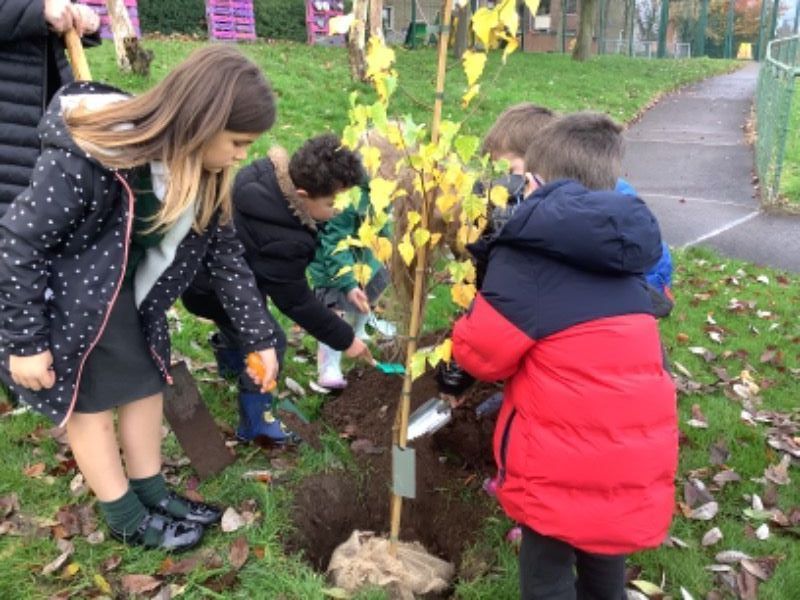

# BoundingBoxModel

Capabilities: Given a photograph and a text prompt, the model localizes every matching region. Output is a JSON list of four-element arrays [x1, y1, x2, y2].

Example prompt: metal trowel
[[406, 396, 453, 441]]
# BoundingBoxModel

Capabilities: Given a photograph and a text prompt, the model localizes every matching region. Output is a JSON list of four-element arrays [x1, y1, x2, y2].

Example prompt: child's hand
[[246, 349, 279, 393], [9, 351, 56, 391], [345, 337, 373, 363], [346, 287, 370, 314]]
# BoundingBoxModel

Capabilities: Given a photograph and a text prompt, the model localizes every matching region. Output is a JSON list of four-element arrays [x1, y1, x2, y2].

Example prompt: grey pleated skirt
[[73, 279, 165, 413]]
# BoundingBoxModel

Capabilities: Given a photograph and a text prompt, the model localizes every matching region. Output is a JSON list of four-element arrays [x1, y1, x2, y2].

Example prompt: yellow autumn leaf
[[334, 265, 353, 279], [366, 37, 395, 78], [502, 34, 519, 62], [436, 192, 459, 217], [461, 83, 480, 108], [369, 177, 397, 214], [430, 232, 442, 246], [448, 259, 476, 284], [413, 228, 431, 248], [398, 233, 415, 266], [353, 263, 373, 287], [407, 211, 422, 228], [462, 50, 487, 87], [357, 219, 377, 246], [461, 192, 487, 221], [370, 236, 393, 262], [360, 145, 381, 177], [410, 350, 428, 380], [435, 338, 453, 363], [334, 185, 361, 211], [498, 0, 519, 36], [471, 7, 498, 48], [328, 13, 354, 35], [451, 283, 477, 309], [457, 223, 482, 249], [334, 237, 363, 254], [524, 0, 541, 19], [489, 184, 509, 207], [62, 562, 81, 578], [94, 574, 112, 595]]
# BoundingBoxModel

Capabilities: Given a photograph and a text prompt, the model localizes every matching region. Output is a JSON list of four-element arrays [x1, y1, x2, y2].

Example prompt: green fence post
[[657, 0, 669, 58], [695, 0, 709, 57], [724, 0, 735, 59], [769, 0, 780, 45], [757, 0, 769, 61], [598, 0, 607, 55], [628, 0, 635, 56], [795, 1, 799, 35]]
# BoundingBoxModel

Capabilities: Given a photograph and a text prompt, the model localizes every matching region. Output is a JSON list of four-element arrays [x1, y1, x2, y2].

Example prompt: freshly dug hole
[[285, 368, 501, 577]]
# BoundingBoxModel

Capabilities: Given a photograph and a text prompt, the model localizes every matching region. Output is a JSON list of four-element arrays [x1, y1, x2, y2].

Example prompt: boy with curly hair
[[182, 134, 373, 445]]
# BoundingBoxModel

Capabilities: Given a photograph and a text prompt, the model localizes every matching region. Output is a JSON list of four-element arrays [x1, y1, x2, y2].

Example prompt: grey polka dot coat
[[0, 82, 279, 426]]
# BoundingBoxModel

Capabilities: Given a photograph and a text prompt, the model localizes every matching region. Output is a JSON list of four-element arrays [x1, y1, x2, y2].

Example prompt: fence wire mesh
[[755, 35, 800, 204]]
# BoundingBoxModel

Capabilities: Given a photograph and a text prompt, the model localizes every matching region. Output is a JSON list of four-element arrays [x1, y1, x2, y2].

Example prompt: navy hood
[[495, 179, 663, 275]]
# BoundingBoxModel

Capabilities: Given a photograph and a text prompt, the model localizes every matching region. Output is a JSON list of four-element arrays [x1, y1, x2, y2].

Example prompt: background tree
[[572, 0, 597, 60]]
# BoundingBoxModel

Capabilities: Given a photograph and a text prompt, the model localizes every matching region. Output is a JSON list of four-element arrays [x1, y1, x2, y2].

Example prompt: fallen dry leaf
[[0, 493, 20, 518], [220, 507, 246, 533], [755, 524, 770, 540], [23, 462, 46, 478], [101, 554, 122, 572], [689, 501, 719, 521], [736, 568, 759, 600], [712, 469, 741, 488], [229, 535, 249, 570], [687, 404, 708, 429], [764, 454, 791, 486], [710, 440, 730, 466], [159, 554, 203, 576], [120, 574, 161, 595], [715, 550, 751, 564], [702, 527, 723, 546], [42, 539, 74, 575]]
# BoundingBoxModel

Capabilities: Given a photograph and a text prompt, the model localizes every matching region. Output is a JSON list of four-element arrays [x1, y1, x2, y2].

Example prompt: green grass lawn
[[0, 39, 765, 599], [779, 95, 800, 205]]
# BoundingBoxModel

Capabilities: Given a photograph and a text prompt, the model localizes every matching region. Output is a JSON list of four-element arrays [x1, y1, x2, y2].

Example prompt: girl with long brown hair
[[0, 45, 279, 551]]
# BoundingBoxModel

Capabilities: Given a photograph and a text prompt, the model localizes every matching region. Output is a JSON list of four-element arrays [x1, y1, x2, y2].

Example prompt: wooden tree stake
[[388, 0, 454, 557]]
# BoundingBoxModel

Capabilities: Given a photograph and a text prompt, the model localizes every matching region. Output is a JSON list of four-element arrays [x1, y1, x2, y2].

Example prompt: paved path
[[621, 63, 800, 273]]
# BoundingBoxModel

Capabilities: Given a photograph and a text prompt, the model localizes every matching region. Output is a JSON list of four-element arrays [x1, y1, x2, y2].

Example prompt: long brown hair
[[66, 45, 276, 232]]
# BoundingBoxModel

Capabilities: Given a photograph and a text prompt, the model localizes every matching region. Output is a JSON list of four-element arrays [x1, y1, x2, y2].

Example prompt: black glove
[[435, 359, 475, 397]]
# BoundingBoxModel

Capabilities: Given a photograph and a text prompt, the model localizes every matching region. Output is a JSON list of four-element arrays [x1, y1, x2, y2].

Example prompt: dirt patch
[[284, 367, 502, 576]]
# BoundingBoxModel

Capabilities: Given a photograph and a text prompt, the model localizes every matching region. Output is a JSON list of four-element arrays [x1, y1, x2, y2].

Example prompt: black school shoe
[[109, 512, 203, 552], [154, 491, 223, 526]]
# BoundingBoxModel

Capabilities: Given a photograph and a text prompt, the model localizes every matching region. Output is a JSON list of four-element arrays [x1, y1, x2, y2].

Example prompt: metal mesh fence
[[755, 35, 800, 204]]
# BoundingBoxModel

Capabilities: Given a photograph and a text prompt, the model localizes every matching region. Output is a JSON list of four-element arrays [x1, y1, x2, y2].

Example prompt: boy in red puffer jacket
[[451, 112, 677, 599]]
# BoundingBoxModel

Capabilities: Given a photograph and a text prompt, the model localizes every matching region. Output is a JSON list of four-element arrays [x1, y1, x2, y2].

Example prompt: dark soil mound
[[285, 367, 502, 574]]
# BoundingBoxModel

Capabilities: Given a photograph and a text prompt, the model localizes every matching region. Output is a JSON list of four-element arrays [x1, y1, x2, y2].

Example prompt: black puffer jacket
[[0, 0, 99, 215], [183, 148, 354, 352], [0, 81, 280, 426]]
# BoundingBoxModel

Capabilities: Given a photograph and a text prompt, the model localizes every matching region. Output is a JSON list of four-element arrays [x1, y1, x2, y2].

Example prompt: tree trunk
[[572, 0, 597, 61], [453, 4, 470, 59], [106, 0, 134, 72], [348, 0, 368, 82], [369, 0, 385, 42]]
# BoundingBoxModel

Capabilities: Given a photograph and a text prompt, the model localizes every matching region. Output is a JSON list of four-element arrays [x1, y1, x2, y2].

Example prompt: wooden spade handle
[[64, 29, 92, 81]]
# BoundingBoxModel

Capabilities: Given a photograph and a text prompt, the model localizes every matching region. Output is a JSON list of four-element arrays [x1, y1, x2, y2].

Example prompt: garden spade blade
[[406, 397, 452, 441], [162, 361, 235, 480]]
